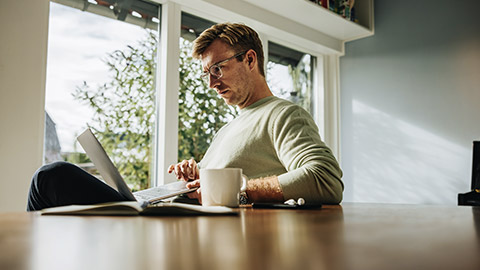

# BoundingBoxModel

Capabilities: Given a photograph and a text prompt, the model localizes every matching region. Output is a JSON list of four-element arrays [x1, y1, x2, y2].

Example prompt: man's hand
[[167, 158, 199, 181], [185, 180, 202, 203], [168, 159, 201, 202]]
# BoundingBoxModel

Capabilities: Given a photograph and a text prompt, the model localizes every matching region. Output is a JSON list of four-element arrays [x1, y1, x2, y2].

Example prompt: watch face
[[239, 193, 248, 205]]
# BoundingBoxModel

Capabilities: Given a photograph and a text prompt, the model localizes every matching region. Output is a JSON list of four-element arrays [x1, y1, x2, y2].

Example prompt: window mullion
[[155, 1, 181, 186], [323, 54, 341, 162]]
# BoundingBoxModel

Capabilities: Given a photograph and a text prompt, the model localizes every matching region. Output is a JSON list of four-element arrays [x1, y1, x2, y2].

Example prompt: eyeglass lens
[[202, 65, 222, 83], [201, 51, 246, 83]]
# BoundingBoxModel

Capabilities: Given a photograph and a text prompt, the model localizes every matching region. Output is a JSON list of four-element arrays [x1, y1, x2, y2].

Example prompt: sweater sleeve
[[271, 105, 344, 204]]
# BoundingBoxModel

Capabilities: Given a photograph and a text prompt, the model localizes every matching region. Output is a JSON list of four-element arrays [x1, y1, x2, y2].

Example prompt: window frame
[[44, 0, 163, 189]]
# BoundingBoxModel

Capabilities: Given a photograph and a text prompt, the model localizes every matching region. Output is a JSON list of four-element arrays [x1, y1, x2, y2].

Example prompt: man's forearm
[[246, 176, 284, 203]]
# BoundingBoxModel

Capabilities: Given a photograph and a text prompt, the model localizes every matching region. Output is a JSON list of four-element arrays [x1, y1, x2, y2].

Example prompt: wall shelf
[[244, 0, 374, 42]]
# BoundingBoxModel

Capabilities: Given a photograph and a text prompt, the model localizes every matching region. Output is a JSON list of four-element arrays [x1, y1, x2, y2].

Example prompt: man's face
[[201, 40, 253, 108]]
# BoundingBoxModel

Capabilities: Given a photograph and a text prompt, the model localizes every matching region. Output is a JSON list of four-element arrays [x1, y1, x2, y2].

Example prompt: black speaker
[[471, 141, 480, 190], [458, 141, 480, 206]]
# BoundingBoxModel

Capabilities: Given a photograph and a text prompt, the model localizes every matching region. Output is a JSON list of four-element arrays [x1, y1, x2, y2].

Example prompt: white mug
[[200, 168, 247, 207]]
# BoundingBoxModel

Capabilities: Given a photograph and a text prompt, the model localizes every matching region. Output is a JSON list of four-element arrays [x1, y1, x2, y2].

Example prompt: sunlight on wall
[[349, 100, 471, 205]]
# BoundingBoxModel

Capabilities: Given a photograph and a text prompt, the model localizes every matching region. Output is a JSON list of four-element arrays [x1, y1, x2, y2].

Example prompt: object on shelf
[[329, 0, 338, 13], [320, 0, 328, 9], [303, 0, 368, 31]]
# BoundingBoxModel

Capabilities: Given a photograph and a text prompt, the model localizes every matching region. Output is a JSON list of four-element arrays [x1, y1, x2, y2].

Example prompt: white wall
[[340, 0, 480, 205], [0, 0, 49, 211]]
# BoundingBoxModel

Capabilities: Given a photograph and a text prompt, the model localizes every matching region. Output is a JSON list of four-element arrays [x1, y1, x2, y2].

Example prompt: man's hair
[[192, 23, 265, 77]]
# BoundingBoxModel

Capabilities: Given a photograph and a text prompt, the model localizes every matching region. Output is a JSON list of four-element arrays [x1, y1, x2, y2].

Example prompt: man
[[168, 23, 343, 204], [26, 23, 342, 211]]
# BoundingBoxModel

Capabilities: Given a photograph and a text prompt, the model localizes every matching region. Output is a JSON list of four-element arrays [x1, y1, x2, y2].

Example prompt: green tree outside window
[[73, 31, 237, 191]]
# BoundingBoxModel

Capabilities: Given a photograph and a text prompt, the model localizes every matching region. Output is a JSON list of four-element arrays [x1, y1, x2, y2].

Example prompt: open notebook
[[77, 128, 198, 205], [40, 201, 236, 216]]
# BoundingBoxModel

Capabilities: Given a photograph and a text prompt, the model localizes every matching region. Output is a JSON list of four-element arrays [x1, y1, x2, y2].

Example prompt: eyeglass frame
[[201, 51, 247, 83]]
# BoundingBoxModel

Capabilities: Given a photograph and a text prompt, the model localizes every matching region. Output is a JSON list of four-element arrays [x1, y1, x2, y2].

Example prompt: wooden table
[[1, 203, 479, 270]]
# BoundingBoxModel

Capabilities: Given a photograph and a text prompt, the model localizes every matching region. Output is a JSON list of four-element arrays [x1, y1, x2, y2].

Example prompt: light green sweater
[[199, 96, 343, 204]]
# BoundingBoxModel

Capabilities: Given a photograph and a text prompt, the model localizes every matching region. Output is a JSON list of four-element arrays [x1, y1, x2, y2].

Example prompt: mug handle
[[240, 174, 248, 192]]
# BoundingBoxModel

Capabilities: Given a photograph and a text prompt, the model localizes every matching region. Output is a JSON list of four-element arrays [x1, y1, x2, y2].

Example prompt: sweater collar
[[240, 96, 277, 113]]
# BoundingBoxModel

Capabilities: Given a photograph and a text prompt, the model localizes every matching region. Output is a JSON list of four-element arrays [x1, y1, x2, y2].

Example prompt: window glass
[[177, 13, 239, 162], [267, 41, 315, 115], [44, 0, 159, 191]]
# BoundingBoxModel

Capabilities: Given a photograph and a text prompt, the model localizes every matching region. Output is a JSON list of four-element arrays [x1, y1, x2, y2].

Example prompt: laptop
[[77, 128, 197, 205]]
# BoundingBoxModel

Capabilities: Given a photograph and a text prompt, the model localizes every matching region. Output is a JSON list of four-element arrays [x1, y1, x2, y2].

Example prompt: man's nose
[[209, 75, 220, 89]]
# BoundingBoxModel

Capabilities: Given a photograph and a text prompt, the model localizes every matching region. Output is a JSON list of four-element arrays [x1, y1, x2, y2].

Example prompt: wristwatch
[[239, 191, 249, 205]]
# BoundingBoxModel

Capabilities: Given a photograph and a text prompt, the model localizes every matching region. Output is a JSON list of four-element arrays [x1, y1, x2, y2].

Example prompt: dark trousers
[[27, 161, 130, 211]]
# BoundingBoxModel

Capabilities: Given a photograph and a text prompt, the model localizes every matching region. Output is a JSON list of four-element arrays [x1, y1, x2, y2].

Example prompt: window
[[267, 41, 316, 115], [44, 0, 160, 191], [177, 13, 238, 162]]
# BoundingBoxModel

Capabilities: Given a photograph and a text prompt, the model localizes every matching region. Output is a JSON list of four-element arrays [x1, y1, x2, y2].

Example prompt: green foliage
[[266, 55, 313, 114], [72, 32, 238, 191], [178, 38, 239, 161], [64, 152, 91, 164], [287, 58, 312, 113], [73, 31, 157, 191]]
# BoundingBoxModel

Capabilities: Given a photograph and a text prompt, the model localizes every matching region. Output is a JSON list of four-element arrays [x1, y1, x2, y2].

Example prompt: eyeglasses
[[201, 51, 247, 83]]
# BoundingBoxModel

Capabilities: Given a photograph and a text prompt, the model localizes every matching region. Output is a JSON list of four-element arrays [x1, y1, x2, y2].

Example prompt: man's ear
[[245, 49, 257, 71]]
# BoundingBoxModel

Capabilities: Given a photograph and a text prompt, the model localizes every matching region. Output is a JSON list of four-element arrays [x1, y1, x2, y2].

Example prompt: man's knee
[[32, 161, 78, 190], [28, 161, 81, 211]]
